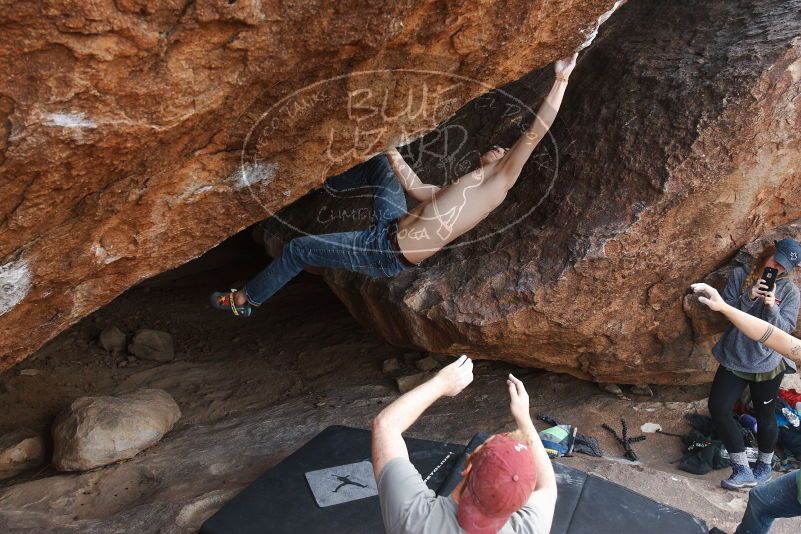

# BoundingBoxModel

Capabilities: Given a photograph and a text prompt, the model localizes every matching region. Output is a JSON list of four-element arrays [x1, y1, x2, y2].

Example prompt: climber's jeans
[[243, 154, 414, 306], [735, 471, 801, 534]]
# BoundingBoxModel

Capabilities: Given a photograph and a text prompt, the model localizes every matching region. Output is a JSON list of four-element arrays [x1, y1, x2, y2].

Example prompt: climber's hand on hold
[[554, 53, 578, 81]]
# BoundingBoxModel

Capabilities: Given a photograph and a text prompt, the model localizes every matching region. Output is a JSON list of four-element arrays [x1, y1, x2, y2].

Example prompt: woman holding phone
[[693, 280, 801, 533], [706, 239, 801, 490]]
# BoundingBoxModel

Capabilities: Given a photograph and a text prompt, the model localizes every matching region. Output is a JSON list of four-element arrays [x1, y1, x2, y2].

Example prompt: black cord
[[602, 418, 645, 461], [655, 429, 684, 438]]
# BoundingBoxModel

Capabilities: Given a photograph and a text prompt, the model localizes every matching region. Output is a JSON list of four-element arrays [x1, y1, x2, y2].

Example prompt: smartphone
[[762, 267, 779, 292]]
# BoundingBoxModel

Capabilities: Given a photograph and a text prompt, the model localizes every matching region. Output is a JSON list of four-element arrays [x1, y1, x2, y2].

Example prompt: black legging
[[708, 366, 784, 454]]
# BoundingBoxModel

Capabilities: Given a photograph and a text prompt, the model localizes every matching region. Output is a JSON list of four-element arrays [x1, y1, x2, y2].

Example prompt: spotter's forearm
[[516, 417, 556, 493], [373, 375, 445, 434], [718, 302, 801, 364]]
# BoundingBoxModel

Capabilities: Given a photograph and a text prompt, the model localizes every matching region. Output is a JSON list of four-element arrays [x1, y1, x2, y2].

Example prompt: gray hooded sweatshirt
[[712, 266, 800, 374]]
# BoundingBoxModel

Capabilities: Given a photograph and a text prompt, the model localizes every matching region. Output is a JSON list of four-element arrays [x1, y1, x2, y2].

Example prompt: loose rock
[[631, 384, 654, 397], [128, 330, 174, 362], [0, 429, 45, 480], [599, 383, 624, 396], [415, 356, 441, 372], [99, 326, 127, 353], [52, 388, 181, 471], [396, 373, 432, 394], [382, 358, 401, 375]]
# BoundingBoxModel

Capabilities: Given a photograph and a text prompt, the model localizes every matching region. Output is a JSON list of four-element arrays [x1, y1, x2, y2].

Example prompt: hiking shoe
[[211, 289, 252, 317], [720, 463, 756, 490], [752, 461, 772, 484]]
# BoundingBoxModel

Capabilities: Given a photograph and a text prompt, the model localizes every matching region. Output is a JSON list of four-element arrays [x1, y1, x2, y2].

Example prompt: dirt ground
[[1, 243, 800, 533]]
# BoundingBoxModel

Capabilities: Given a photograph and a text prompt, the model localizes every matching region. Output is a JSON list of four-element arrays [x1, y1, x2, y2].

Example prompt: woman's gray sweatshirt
[[712, 266, 800, 373]]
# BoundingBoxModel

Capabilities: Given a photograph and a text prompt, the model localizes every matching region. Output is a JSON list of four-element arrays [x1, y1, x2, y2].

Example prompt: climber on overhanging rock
[[211, 54, 578, 317]]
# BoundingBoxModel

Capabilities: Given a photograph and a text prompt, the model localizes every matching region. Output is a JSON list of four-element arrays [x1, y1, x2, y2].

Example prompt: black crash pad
[[201, 425, 707, 534]]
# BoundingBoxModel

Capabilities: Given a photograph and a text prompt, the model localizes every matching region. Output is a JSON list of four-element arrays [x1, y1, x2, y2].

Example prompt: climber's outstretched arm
[[386, 148, 441, 203], [495, 54, 577, 187], [692, 283, 801, 365]]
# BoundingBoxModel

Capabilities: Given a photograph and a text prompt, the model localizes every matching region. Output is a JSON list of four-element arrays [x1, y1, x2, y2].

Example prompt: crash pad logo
[[305, 461, 378, 507], [238, 62, 561, 254]]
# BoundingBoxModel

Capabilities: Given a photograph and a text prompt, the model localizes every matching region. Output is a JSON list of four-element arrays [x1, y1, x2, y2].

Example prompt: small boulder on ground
[[396, 372, 432, 394], [52, 388, 181, 471], [631, 384, 654, 397], [599, 383, 625, 396], [382, 358, 401, 375], [599, 382, 632, 401], [0, 429, 45, 480], [128, 330, 174, 362], [415, 356, 441, 372], [99, 326, 127, 353]]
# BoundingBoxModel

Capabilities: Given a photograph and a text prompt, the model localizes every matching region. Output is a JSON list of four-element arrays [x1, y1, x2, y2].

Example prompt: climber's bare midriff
[[396, 161, 510, 264]]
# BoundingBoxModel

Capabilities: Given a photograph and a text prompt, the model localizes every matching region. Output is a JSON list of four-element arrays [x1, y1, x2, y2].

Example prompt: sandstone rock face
[[52, 389, 181, 471], [271, 0, 801, 384], [0, 429, 45, 480], [0, 1, 616, 371]]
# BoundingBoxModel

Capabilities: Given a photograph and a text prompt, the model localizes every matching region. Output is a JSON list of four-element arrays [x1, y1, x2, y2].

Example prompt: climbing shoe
[[211, 289, 252, 317], [720, 463, 757, 490], [752, 461, 772, 484]]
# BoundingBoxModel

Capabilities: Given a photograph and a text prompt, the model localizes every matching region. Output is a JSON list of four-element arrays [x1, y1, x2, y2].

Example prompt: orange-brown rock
[[0, 1, 619, 370], [275, 0, 801, 384]]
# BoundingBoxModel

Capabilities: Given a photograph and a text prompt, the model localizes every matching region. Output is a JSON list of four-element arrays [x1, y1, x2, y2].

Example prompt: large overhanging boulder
[[269, 0, 801, 384], [0, 1, 619, 370]]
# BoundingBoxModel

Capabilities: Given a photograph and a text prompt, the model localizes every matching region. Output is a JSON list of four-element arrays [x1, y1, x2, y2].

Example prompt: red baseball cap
[[457, 434, 538, 534]]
